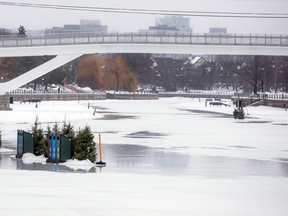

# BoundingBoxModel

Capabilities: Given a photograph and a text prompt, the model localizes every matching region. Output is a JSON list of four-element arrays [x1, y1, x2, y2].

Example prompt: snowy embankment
[[0, 169, 288, 216], [1, 98, 288, 163], [1, 98, 288, 216]]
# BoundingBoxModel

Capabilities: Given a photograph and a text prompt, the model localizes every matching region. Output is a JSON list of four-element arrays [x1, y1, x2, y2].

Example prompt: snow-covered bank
[[1, 98, 288, 216], [1, 98, 288, 162], [0, 169, 288, 216]]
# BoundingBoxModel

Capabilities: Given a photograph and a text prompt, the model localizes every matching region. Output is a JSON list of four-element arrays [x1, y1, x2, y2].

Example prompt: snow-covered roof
[[183, 56, 203, 66]]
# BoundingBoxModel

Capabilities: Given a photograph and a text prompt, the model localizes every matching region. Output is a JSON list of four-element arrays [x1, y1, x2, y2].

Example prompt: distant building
[[139, 15, 192, 35], [156, 16, 192, 32], [140, 16, 193, 59], [0, 28, 12, 35], [80, 20, 107, 33], [209, 27, 227, 34], [182, 55, 207, 70], [45, 19, 108, 35]]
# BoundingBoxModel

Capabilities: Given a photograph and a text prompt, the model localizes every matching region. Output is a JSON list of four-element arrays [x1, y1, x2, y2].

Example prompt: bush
[[233, 108, 245, 119]]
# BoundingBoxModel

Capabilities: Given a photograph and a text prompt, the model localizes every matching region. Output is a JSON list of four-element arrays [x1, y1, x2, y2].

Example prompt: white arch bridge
[[0, 32, 288, 109]]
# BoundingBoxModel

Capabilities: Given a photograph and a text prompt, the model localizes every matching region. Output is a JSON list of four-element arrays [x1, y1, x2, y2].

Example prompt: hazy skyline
[[1, 0, 288, 34]]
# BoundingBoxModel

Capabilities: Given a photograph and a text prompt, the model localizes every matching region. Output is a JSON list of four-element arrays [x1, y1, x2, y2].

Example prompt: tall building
[[139, 16, 193, 59], [139, 15, 192, 35], [0, 28, 12, 35], [156, 16, 192, 32], [80, 20, 108, 33], [45, 19, 108, 35], [209, 27, 227, 34]]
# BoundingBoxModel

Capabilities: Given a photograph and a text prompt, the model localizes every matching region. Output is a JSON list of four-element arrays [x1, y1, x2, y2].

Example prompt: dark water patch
[[126, 130, 167, 139], [272, 123, 288, 126], [278, 158, 288, 163], [180, 108, 235, 119], [89, 105, 107, 111], [229, 145, 257, 149], [170, 146, 191, 150], [93, 130, 118, 134], [15, 122, 30, 125], [41, 121, 62, 124], [101, 144, 288, 178], [97, 114, 137, 120], [236, 120, 273, 124], [2, 144, 288, 177], [201, 147, 228, 150], [95, 111, 116, 114]]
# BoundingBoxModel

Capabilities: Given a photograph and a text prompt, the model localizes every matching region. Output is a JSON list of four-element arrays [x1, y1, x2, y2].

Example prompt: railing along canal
[[1, 33, 288, 47]]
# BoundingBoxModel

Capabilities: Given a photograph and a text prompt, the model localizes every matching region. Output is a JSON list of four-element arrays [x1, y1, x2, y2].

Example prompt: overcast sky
[[0, 0, 288, 34]]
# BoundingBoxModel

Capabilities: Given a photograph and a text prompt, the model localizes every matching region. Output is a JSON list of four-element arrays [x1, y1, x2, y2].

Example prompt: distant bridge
[[1, 32, 288, 109]]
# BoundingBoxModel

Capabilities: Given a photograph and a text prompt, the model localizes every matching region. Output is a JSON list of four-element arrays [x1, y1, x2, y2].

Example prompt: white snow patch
[[0, 148, 14, 153], [63, 159, 95, 171], [22, 153, 47, 164]]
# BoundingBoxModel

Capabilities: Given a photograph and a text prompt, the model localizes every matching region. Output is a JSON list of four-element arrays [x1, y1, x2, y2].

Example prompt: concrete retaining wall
[[9, 93, 106, 102], [106, 93, 159, 100]]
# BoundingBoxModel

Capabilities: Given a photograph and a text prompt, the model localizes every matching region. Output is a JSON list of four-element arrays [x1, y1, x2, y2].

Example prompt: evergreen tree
[[17, 25, 26, 35], [52, 122, 60, 134], [74, 126, 96, 163], [61, 120, 76, 153], [32, 116, 47, 156]]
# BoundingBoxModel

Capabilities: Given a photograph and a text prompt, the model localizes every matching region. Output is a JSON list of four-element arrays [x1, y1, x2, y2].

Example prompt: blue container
[[16, 130, 23, 158], [47, 134, 72, 163], [51, 134, 57, 161], [16, 129, 34, 158]]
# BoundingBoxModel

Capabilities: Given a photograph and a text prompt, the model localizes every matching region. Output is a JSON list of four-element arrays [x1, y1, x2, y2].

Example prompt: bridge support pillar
[[0, 94, 12, 110], [0, 54, 82, 110]]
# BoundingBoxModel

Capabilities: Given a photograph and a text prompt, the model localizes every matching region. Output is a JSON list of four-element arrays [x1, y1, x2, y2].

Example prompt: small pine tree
[[233, 108, 245, 119], [32, 116, 47, 156], [61, 120, 76, 153], [52, 122, 60, 134], [17, 25, 26, 35], [74, 126, 96, 163]]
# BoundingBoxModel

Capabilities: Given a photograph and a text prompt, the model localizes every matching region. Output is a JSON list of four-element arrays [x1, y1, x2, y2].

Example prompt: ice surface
[[0, 97, 288, 216]]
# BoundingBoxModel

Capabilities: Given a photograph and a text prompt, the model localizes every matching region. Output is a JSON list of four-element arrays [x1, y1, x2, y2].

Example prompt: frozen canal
[[0, 97, 288, 216]]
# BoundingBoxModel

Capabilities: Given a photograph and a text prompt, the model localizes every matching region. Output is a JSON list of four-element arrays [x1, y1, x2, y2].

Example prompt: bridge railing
[[1, 32, 288, 47]]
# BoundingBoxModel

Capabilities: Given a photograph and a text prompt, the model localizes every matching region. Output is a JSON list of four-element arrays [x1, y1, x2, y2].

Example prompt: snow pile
[[0, 148, 14, 153], [19, 153, 96, 171], [63, 159, 95, 171], [22, 153, 47, 164]]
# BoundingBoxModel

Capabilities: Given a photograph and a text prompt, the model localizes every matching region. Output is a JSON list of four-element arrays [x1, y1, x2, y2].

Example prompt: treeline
[[32, 117, 96, 162], [77, 54, 137, 92], [1, 54, 288, 93]]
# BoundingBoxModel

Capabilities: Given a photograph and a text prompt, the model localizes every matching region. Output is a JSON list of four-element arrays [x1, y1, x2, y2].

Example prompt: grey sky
[[0, 0, 287, 34]]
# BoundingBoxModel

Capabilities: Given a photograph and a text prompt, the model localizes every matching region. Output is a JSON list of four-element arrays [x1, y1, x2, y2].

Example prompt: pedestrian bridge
[[1, 32, 288, 57], [1, 32, 288, 109]]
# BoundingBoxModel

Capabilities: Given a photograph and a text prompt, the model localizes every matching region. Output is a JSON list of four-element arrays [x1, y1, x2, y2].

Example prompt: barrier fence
[[1, 32, 288, 47]]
